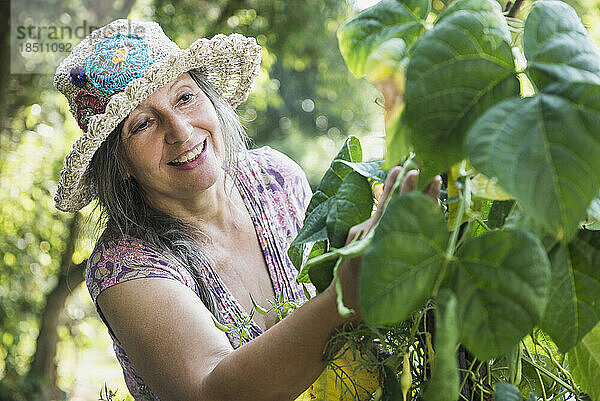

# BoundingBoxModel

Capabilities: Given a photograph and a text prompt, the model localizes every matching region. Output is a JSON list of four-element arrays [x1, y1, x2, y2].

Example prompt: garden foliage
[[289, 0, 600, 399]]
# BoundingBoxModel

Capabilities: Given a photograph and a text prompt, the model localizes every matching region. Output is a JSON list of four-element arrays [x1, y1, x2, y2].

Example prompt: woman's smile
[[167, 137, 208, 169]]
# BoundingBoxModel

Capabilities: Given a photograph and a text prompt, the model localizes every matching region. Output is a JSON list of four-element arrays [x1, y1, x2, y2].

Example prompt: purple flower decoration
[[70, 66, 87, 88]]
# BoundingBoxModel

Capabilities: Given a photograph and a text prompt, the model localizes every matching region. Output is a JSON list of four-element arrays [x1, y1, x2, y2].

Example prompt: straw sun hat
[[53, 19, 261, 212]]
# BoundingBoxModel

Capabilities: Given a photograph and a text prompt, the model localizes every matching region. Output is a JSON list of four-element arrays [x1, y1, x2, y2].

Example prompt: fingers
[[379, 166, 402, 204], [345, 220, 371, 246], [425, 175, 442, 201], [371, 166, 402, 223], [400, 170, 419, 193]]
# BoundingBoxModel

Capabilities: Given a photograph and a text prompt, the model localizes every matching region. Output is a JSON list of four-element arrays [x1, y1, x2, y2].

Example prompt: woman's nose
[[164, 114, 193, 145]]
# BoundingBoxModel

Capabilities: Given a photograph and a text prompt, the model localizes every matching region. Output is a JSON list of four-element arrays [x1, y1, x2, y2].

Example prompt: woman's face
[[120, 73, 225, 207]]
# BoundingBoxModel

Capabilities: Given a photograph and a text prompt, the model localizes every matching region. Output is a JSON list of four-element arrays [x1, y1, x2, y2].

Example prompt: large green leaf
[[405, 0, 518, 176], [385, 110, 413, 170], [423, 290, 459, 401], [296, 241, 326, 283], [584, 193, 600, 230], [523, 1, 600, 90], [360, 192, 448, 325], [307, 136, 362, 214], [289, 137, 362, 271], [466, 82, 600, 242], [290, 198, 331, 248], [568, 322, 600, 401], [487, 200, 515, 229], [336, 160, 387, 183], [452, 230, 551, 360], [337, 0, 429, 78], [494, 382, 523, 401], [435, 0, 509, 26], [326, 171, 374, 248], [540, 230, 600, 352], [308, 258, 338, 293]]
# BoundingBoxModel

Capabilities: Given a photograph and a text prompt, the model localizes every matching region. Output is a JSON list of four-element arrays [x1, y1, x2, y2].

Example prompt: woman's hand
[[331, 166, 442, 322]]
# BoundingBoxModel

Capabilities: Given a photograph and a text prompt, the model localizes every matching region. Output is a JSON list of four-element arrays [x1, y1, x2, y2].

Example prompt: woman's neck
[[148, 171, 246, 235]]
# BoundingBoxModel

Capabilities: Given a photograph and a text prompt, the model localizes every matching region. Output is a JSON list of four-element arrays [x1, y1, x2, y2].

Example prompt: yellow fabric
[[296, 347, 380, 401]]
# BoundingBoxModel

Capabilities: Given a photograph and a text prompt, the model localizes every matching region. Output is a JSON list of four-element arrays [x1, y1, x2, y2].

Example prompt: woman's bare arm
[[97, 275, 346, 401]]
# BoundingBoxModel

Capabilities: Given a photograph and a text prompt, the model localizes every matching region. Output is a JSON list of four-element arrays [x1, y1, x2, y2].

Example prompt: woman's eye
[[133, 119, 149, 133], [179, 92, 194, 104]]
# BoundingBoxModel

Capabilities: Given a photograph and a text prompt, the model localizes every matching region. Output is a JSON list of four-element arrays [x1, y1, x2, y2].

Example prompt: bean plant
[[288, 0, 600, 400]]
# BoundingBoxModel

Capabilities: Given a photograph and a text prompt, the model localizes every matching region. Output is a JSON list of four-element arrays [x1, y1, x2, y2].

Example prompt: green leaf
[[297, 241, 326, 283], [470, 174, 512, 200], [364, 38, 408, 83], [336, 160, 387, 183], [487, 200, 515, 229], [337, 0, 429, 78], [360, 192, 448, 325], [540, 230, 600, 352], [288, 198, 331, 271], [287, 239, 304, 272], [326, 171, 374, 248], [568, 322, 600, 401], [423, 290, 459, 401], [466, 82, 600, 242], [452, 230, 551, 360], [503, 203, 556, 249], [291, 198, 332, 246], [290, 137, 363, 271], [435, 0, 511, 29], [526, 393, 537, 401], [405, 0, 518, 176], [382, 366, 403, 401], [583, 193, 600, 230], [308, 257, 338, 293], [307, 136, 362, 214], [384, 109, 413, 169], [523, 1, 600, 90], [494, 382, 523, 401]]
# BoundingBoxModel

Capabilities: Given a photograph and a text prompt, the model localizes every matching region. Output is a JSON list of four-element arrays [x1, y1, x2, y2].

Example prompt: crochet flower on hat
[[75, 89, 108, 132], [85, 33, 154, 94]]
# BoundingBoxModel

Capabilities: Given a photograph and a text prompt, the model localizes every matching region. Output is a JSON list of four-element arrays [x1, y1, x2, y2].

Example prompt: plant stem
[[333, 256, 355, 317], [474, 217, 490, 232], [431, 176, 467, 297], [522, 341, 548, 401], [532, 333, 579, 392], [446, 178, 467, 258], [507, 0, 524, 17], [520, 355, 578, 395], [459, 358, 478, 396]]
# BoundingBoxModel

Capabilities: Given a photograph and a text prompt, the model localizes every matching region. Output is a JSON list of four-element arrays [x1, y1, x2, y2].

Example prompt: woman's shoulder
[[245, 146, 307, 187], [86, 232, 194, 304]]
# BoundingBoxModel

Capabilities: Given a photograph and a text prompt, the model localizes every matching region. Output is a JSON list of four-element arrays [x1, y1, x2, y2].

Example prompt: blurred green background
[[1, 0, 600, 399]]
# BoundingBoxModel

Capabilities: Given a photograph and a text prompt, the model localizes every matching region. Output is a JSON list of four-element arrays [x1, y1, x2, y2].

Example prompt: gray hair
[[88, 69, 251, 319]]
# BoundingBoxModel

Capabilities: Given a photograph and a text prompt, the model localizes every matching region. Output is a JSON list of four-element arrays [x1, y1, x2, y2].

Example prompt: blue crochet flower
[[85, 34, 153, 95]]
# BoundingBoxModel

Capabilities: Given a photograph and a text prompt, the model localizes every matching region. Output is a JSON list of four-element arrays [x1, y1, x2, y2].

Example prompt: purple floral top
[[86, 147, 316, 400]]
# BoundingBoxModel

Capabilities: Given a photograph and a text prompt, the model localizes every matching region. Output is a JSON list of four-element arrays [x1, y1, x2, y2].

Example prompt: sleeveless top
[[85, 146, 316, 400]]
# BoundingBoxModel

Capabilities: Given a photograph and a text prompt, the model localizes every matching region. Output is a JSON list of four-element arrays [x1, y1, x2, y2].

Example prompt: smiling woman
[[53, 18, 437, 401]]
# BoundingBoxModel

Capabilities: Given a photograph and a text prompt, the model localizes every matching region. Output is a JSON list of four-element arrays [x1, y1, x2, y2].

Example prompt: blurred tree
[[1, 2, 138, 400]]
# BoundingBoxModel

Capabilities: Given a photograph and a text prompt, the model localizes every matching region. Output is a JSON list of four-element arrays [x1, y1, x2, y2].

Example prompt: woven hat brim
[[55, 34, 261, 212]]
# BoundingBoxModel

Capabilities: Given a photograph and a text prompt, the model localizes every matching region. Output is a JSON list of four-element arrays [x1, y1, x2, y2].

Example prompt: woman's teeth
[[168, 140, 206, 166]]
